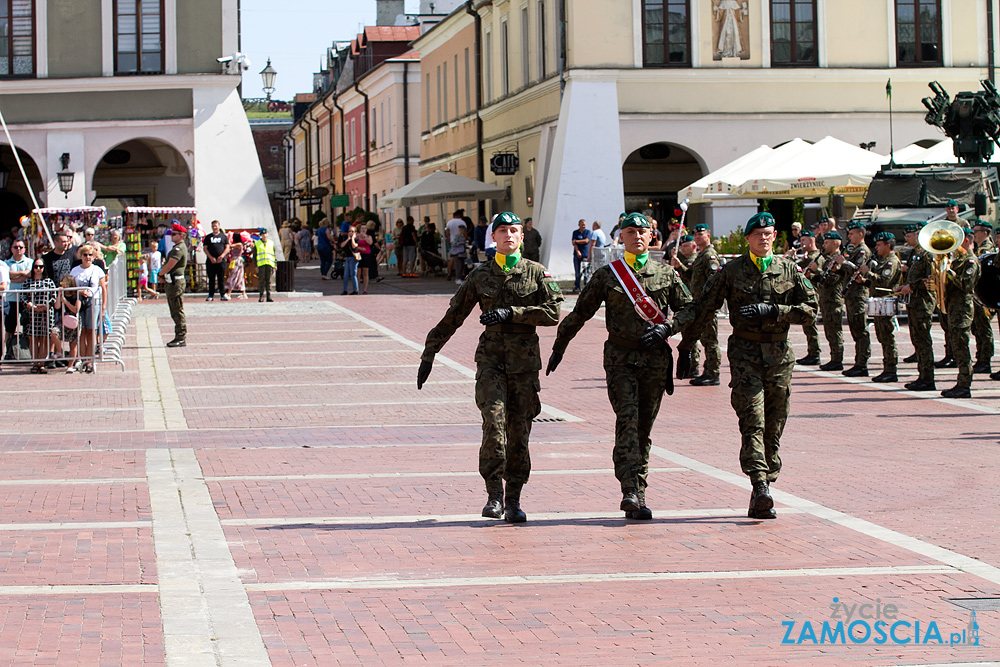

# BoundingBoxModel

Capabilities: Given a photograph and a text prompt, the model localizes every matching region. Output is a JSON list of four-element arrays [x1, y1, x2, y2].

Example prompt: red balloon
[[674, 209, 683, 216]]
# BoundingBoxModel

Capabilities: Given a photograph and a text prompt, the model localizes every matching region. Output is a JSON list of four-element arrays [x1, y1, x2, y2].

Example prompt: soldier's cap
[[846, 221, 867, 231], [744, 212, 774, 235], [492, 211, 522, 228], [680, 234, 694, 244], [973, 220, 993, 230], [873, 231, 894, 243], [692, 223, 710, 233], [620, 212, 651, 229], [947, 199, 959, 207], [170, 223, 187, 235], [799, 229, 816, 238], [824, 231, 843, 241], [918, 221, 929, 229], [962, 227, 975, 237], [618, 212, 628, 220], [903, 224, 918, 233], [258, 227, 268, 234]]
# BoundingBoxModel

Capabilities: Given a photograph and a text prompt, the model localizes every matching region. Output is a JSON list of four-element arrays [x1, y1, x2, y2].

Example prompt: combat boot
[[904, 378, 936, 391], [795, 354, 820, 366], [991, 370, 1000, 381], [481, 492, 504, 519], [935, 356, 956, 368], [748, 480, 774, 519], [842, 366, 868, 377], [871, 370, 897, 383], [504, 484, 526, 523], [902, 353, 918, 363], [620, 488, 640, 512], [819, 360, 843, 371], [972, 361, 992, 374], [941, 385, 972, 399], [690, 374, 720, 386], [625, 488, 653, 520]]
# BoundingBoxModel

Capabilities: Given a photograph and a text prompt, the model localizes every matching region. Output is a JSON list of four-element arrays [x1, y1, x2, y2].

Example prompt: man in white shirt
[[3, 239, 29, 356], [589, 221, 609, 255], [445, 209, 468, 285]]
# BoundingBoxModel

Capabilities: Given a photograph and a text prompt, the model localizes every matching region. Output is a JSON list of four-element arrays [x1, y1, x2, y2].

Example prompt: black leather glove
[[739, 303, 778, 321], [545, 351, 563, 376], [480, 307, 513, 326], [676, 348, 692, 380], [416, 359, 433, 390], [640, 323, 671, 350]]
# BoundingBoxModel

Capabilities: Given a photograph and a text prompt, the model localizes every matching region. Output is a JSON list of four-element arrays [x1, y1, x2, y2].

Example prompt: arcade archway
[[92, 138, 193, 215], [0, 144, 44, 233], [622, 142, 705, 225]]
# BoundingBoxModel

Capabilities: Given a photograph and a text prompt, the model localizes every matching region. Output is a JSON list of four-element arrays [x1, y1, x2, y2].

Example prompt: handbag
[[62, 313, 79, 329], [352, 251, 362, 261]]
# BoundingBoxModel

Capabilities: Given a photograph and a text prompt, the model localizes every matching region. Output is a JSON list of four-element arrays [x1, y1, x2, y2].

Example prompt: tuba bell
[[917, 219, 965, 313]]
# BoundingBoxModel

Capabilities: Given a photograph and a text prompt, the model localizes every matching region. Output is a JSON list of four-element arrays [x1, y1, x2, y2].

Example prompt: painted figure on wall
[[714, 0, 750, 60]]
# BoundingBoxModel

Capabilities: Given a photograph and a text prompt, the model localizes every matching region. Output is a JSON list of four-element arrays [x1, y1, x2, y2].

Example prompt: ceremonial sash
[[609, 258, 668, 325]]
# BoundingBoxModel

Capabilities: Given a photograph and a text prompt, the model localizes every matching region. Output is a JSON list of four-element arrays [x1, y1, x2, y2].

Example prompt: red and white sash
[[609, 258, 668, 325]]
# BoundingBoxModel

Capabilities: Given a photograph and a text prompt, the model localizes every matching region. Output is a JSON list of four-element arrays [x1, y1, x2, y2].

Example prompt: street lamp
[[260, 59, 277, 101], [57, 152, 74, 198]]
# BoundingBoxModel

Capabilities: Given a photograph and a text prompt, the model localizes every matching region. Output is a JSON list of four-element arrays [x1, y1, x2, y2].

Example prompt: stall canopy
[[677, 139, 813, 203], [377, 171, 506, 209], [678, 145, 773, 203]]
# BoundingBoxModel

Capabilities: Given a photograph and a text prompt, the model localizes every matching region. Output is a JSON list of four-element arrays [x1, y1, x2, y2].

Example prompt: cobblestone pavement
[[0, 261, 998, 665]]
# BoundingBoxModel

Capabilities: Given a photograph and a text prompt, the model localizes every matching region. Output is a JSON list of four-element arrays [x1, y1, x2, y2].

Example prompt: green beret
[[825, 231, 843, 241], [903, 224, 918, 233], [846, 221, 866, 231], [692, 223, 710, 233], [873, 231, 894, 243], [918, 221, 928, 229], [493, 211, 522, 227], [799, 229, 815, 238], [973, 220, 994, 230], [963, 227, 975, 237], [620, 212, 651, 229], [744, 212, 775, 235], [679, 234, 694, 244], [947, 199, 959, 207]]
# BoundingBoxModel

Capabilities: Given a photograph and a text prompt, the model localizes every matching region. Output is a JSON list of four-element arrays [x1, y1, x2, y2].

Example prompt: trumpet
[[917, 219, 964, 314]]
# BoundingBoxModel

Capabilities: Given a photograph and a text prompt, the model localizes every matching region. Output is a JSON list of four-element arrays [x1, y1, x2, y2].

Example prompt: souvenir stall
[[124, 207, 202, 293], [30, 206, 108, 257]]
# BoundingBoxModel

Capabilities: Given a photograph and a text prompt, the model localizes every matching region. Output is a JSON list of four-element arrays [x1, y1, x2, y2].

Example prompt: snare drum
[[865, 296, 898, 317]]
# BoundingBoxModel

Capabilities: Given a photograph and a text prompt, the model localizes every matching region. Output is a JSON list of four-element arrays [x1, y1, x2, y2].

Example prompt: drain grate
[[532, 417, 566, 423], [945, 598, 1000, 611]]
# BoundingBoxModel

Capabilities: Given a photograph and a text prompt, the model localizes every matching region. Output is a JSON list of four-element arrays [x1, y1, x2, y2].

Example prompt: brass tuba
[[918, 219, 965, 313]]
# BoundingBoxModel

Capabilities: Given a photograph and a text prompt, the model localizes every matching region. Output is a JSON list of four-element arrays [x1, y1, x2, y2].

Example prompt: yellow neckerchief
[[494, 250, 521, 272], [623, 251, 649, 271], [750, 250, 773, 273]]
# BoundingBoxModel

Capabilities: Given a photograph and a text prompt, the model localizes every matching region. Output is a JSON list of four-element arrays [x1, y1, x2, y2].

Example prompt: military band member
[[687, 223, 723, 385], [897, 224, 921, 363], [671, 234, 700, 378], [547, 213, 694, 520], [859, 232, 902, 382], [680, 213, 818, 520], [935, 199, 964, 368], [816, 232, 847, 371], [940, 228, 981, 398], [417, 212, 563, 523], [898, 222, 937, 391], [794, 230, 823, 366], [971, 220, 996, 374], [834, 221, 873, 376]]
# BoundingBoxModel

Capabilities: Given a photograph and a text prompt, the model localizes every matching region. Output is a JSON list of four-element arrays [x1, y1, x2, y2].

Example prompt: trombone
[[917, 219, 964, 313]]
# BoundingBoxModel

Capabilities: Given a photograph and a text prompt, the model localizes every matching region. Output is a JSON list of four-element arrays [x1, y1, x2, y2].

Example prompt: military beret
[[962, 227, 975, 237], [918, 221, 928, 229], [493, 211, 522, 227], [692, 223, 710, 233], [973, 220, 994, 230], [947, 199, 959, 207], [620, 212, 651, 229], [824, 231, 843, 241], [680, 234, 694, 244], [903, 224, 918, 233], [846, 221, 867, 231], [799, 229, 815, 238], [744, 212, 775, 235], [873, 231, 894, 243]]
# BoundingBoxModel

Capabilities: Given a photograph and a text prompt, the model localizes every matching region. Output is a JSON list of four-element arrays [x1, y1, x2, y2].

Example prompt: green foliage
[[714, 231, 749, 255], [308, 210, 327, 227], [792, 197, 805, 223], [761, 199, 771, 212]]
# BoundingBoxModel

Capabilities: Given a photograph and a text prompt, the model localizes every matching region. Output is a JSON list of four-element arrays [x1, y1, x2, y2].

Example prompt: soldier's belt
[[607, 333, 643, 350], [732, 330, 788, 343], [485, 323, 536, 333]]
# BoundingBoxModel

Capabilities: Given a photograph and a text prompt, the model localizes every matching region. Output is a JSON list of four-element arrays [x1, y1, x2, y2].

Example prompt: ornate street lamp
[[57, 152, 74, 198], [260, 59, 277, 101]]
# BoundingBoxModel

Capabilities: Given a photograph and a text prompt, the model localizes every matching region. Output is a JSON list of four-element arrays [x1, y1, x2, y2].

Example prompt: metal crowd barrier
[[102, 256, 137, 370], [1, 285, 103, 373]]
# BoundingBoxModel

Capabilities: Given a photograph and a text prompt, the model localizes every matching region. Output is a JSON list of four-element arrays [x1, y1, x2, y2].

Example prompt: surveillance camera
[[217, 55, 234, 64]]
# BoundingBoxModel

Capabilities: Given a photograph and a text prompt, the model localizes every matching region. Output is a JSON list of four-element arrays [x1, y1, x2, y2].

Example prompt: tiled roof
[[363, 25, 421, 42], [389, 49, 421, 61]]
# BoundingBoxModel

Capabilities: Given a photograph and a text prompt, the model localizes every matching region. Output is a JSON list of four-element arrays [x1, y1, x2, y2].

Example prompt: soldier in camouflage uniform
[[684, 223, 722, 385], [971, 221, 995, 374], [898, 223, 938, 391], [897, 224, 921, 363], [860, 232, 902, 382], [834, 221, 873, 376], [794, 230, 823, 366], [417, 212, 563, 523], [547, 213, 694, 520], [940, 227, 981, 398], [680, 212, 818, 520], [815, 232, 846, 371], [160, 223, 189, 347], [671, 234, 701, 378]]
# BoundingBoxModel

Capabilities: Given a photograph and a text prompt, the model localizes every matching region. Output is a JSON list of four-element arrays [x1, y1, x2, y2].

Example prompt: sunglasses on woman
[[32, 264, 44, 270]]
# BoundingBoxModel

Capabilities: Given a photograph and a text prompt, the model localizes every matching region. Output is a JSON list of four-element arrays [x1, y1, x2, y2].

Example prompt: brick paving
[[0, 262, 997, 664]]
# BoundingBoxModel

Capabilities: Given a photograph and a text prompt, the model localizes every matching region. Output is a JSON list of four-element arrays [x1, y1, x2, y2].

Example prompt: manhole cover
[[946, 598, 1000, 611]]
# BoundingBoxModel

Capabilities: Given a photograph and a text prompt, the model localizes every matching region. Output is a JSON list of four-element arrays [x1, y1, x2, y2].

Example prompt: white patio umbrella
[[378, 170, 506, 209], [677, 144, 773, 203]]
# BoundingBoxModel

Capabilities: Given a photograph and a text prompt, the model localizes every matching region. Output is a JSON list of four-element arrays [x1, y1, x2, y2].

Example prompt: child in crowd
[[138, 253, 157, 300], [148, 242, 161, 294]]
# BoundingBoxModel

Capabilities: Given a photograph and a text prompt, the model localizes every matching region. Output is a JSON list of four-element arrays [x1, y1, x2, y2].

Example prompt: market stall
[[125, 207, 202, 294], [31, 206, 107, 257]]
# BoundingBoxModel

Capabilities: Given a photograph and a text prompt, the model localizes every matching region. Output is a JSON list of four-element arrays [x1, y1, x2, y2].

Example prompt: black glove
[[676, 348, 692, 380], [416, 359, 433, 390], [546, 350, 563, 376], [739, 303, 778, 321], [480, 307, 513, 326], [640, 323, 671, 350]]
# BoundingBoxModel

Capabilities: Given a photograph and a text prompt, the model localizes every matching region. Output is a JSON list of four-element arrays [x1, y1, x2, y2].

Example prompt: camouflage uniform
[[689, 244, 722, 377], [865, 251, 902, 373], [972, 237, 996, 367], [421, 259, 562, 495], [843, 243, 873, 367], [904, 247, 937, 381], [814, 250, 845, 363], [683, 254, 818, 485], [552, 260, 694, 494], [797, 249, 823, 358], [944, 250, 981, 388], [165, 240, 188, 340], [674, 252, 700, 372]]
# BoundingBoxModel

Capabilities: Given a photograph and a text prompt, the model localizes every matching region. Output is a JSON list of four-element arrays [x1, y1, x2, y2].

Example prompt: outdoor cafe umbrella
[[677, 144, 773, 203], [378, 170, 506, 209]]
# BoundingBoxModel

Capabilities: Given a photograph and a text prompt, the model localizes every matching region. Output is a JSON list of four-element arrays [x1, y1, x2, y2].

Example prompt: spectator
[[571, 218, 592, 293], [473, 216, 490, 260], [401, 216, 418, 277], [75, 242, 107, 272], [70, 245, 106, 372], [790, 221, 803, 249], [367, 221, 383, 283], [445, 210, 467, 285], [56, 275, 82, 373], [279, 221, 294, 260], [138, 253, 158, 300], [42, 231, 78, 286], [393, 219, 405, 275], [357, 224, 374, 294], [5, 239, 31, 345], [202, 220, 230, 301], [649, 219, 663, 250], [101, 229, 126, 267], [253, 228, 276, 303], [522, 217, 542, 262], [297, 225, 313, 262], [148, 241, 162, 295], [19, 260, 56, 373], [419, 222, 444, 274], [588, 221, 609, 256], [0, 255, 9, 363], [316, 220, 335, 279], [340, 225, 360, 295], [225, 234, 247, 299], [0, 227, 16, 261]]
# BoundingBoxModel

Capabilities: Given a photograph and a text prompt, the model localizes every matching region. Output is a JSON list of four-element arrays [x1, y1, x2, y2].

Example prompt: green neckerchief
[[750, 251, 773, 273], [494, 250, 521, 273], [623, 251, 649, 271]]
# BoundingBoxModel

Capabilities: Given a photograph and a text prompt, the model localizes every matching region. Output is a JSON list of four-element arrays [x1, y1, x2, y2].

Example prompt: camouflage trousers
[[818, 296, 844, 363], [945, 324, 973, 388], [845, 295, 870, 367], [802, 317, 821, 358], [474, 367, 540, 494], [700, 315, 721, 377], [873, 315, 898, 373], [972, 304, 995, 366], [728, 340, 793, 485], [166, 278, 186, 339], [606, 363, 670, 492], [906, 305, 935, 381]]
